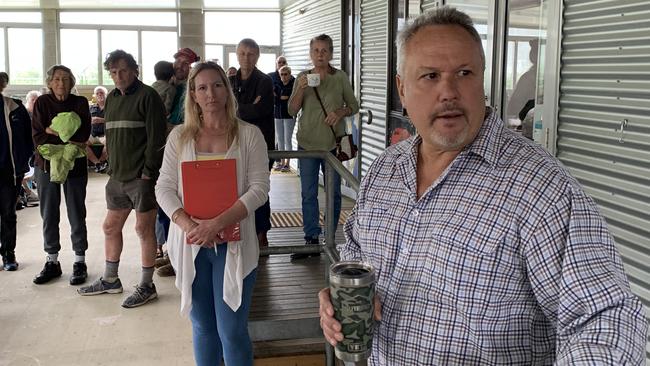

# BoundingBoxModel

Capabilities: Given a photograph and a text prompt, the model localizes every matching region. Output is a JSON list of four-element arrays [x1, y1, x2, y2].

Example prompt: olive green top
[[288, 68, 359, 151]]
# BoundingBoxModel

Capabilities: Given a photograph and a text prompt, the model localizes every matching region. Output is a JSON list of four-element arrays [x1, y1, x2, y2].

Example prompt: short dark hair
[[237, 38, 260, 54], [154, 61, 174, 81], [0, 72, 8, 84], [310, 34, 334, 53], [103, 49, 139, 73]]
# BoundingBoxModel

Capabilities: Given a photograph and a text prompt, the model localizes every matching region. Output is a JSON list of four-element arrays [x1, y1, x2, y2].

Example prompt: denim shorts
[[105, 177, 157, 212]]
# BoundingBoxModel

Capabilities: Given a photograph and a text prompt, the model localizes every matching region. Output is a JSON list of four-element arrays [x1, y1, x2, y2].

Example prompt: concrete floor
[[1, 172, 194, 365]]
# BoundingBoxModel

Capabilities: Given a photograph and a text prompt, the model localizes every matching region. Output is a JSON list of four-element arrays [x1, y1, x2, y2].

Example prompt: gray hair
[[94, 85, 108, 95], [26, 90, 41, 100], [279, 65, 292, 74], [396, 7, 485, 75], [46, 64, 76, 89]]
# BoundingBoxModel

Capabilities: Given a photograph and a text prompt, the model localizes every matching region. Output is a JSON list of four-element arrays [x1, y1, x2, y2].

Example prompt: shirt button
[[412, 210, 419, 217]]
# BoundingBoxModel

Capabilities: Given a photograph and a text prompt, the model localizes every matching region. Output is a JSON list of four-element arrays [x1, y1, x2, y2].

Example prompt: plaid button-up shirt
[[342, 109, 647, 365]]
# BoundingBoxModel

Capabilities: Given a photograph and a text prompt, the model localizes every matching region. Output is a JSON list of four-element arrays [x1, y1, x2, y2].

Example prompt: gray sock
[[103, 260, 119, 282], [140, 266, 155, 288], [46, 253, 59, 263]]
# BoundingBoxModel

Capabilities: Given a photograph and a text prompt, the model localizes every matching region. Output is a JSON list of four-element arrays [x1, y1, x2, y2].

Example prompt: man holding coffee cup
[[319, 7, 646, 365]]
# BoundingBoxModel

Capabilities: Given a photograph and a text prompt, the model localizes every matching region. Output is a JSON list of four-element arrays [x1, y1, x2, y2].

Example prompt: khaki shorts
[[105, 177, 157, 212], [88, 135, 106, 145]]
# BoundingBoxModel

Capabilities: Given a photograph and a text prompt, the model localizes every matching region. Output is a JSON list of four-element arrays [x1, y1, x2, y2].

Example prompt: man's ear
[[396, 74, 407, 110]]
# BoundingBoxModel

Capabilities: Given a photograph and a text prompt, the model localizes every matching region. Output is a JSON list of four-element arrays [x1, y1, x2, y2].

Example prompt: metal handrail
[[263, 150, 359, 259], [266, 149, 359, 366]]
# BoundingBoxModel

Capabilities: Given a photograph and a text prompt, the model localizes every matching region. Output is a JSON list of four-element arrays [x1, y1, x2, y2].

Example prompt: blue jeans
[[298, 147, 341, 240], [274, 118, 296, 151], [190, 246, 257, 366]]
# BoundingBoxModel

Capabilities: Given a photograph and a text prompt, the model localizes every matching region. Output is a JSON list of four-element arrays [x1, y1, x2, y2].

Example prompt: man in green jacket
[[78, 50, 166, 308]]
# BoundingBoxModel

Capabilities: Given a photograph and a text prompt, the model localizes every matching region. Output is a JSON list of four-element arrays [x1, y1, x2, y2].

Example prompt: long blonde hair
[[180, 61, 239, 147]]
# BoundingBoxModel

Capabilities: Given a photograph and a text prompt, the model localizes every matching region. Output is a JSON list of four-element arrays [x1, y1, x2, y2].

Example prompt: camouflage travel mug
[[329, 261, 376, 362]]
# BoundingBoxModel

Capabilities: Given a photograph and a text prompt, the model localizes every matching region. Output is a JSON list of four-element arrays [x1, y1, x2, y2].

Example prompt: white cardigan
[[155, 120, 270, 314]]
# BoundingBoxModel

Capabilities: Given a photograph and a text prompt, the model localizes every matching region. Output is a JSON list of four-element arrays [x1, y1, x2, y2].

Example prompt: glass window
[[504, 0, 545, 140], [60, 0, 176, 8], [0, 12, 41, 23], [8, 28, 42, 85], [141, 31, 177, 85], [0, 29, 5, 72], [0, 1, 39, 8], [205, 45, 224, 64], [60, 12, 177, 27], [61, 29, 99, 85], [101, 30, 138, 85], [203, 0, 279, 9], [205, 12, 280, 46], [446, 0, 493, 101], [227, 52, 276, 74]]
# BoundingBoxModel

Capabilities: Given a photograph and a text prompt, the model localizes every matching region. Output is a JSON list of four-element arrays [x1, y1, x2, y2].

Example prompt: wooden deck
[[249, 228, 346, 351], [250, 172, 354, 360]]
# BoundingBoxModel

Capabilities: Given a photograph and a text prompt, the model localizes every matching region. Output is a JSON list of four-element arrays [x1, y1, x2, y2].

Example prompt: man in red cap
[[168, 47, 199, 126]]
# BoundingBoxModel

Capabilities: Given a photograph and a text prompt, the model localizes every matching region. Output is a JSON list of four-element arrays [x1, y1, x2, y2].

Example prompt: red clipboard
[[181, 159, 240, 242]]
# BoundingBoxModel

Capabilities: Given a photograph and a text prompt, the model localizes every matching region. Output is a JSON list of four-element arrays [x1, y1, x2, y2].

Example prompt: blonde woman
[[155, 61, 269, 366]]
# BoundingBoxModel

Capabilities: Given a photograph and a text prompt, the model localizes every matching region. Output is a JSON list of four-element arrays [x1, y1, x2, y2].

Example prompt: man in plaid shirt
[[319, 7, 647, 365]]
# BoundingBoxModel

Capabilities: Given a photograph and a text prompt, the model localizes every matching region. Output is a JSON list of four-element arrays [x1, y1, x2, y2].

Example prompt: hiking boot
[[154, 254, 170, 268], [2, 253, 19, 271], [156, 263, 176, 277], [2, 252, 18, 271], [69, 262, 88, 285], [78, 277, 123, 296], [33, 261, 62, 284], [122, 283, 158, 308], [290, 238, 321, 261]]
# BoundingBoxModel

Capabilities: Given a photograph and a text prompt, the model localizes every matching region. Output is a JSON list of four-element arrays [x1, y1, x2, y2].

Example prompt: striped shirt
[[104, 79, 166, 182], [342, 109, 647, 365]]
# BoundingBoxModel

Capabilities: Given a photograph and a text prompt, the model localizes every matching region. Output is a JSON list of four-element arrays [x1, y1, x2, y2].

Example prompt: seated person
[[86, 86, 108, 172]]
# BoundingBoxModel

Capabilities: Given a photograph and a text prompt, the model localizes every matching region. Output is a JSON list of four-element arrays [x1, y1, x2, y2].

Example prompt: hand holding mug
[[307, 73, 321, 87]]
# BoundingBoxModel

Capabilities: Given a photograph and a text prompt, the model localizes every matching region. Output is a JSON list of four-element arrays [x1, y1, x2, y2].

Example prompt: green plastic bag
[[51, 111, 81, 143]]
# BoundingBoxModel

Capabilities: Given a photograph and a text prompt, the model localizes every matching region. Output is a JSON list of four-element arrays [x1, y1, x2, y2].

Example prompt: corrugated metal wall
[[421, 0, 441, 12], [281, 0, 342, 158], [282, 0, 342, 73], [558, 0, 650, 360], [359, 0, 389, 175]]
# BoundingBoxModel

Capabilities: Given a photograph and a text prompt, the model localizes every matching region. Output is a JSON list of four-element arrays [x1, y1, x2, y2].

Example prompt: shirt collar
[[111, 78, 142, 96], [464, 107, 504, 168], [398, 107, 504, 169]]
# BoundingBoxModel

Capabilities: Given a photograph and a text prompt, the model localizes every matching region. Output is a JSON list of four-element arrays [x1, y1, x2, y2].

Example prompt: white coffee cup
[[307, 73, 320, 87]]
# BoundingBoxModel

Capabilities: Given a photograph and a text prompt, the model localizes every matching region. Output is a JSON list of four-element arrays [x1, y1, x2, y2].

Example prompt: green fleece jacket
[[104, 79, 166, 182]]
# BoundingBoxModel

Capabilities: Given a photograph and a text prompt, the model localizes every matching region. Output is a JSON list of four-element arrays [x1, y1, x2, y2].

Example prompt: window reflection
[[504, 0, 545, 140]]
